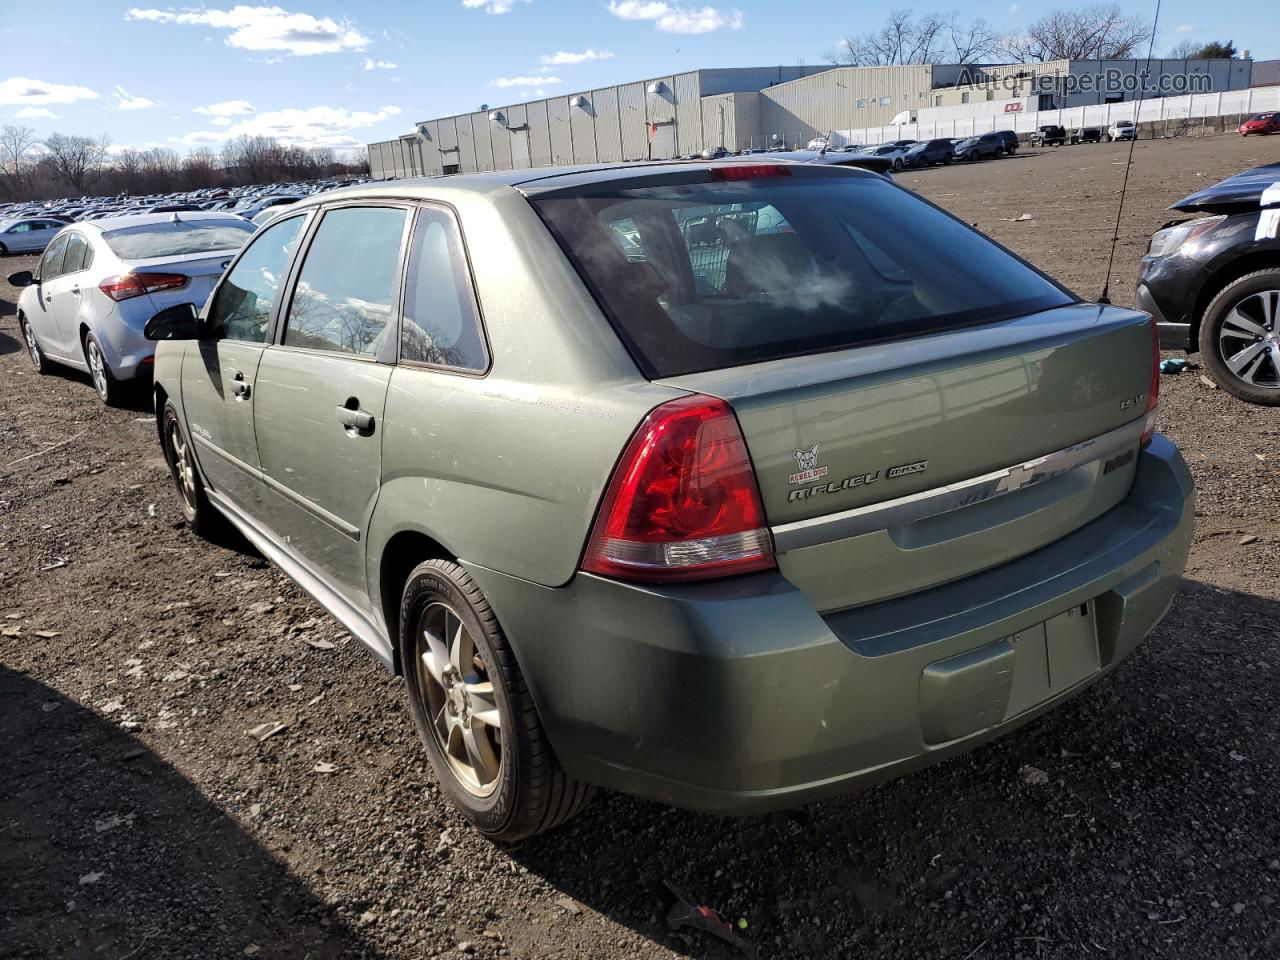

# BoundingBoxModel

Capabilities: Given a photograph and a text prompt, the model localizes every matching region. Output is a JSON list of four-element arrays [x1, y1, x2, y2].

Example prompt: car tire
[[400, 559, 592, 841], [943, 154, 952, 164], [161, 402, 230, 537], [0, 242, 8, 257], [18, 315, 48, 374], [892, 158, 903, 171], [994, 147, 1004, 159], [83, 332, 124, 406], [1198, 269, 1280, 406]]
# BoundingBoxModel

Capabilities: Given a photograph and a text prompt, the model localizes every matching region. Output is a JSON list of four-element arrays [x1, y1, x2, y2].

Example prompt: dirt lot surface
[[2, 133, 1279, 960]]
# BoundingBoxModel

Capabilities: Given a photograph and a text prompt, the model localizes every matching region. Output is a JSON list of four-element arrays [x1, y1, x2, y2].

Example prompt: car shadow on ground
[[509, 579, 1280, 958], [0, 666, 385, 960]]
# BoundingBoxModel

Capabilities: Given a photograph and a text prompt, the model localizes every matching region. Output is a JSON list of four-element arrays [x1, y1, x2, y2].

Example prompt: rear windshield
[[532, 172, 1074, 377], [102, 220, 255, 260]]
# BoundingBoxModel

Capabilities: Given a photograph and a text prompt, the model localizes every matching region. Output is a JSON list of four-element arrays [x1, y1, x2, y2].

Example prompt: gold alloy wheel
[[414, 601, 503, 797]]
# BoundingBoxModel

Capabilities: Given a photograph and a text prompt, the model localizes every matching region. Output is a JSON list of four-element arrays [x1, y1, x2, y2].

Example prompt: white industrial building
[[368, 58, 1255, 179]]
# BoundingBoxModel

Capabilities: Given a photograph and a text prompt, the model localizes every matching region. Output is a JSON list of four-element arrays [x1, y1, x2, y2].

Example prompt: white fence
[[830, 84, 1280, 146]]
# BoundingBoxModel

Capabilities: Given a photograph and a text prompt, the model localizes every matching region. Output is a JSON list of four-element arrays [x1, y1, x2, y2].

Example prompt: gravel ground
[[2, 132, 1279, 960]]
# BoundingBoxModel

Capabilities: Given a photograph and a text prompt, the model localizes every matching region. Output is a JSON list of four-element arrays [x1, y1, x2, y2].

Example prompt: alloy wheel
[[1217, 289, 1280, 391], [167, 418, 198, 513], [414, 601, 503, 797], [21, 320, 41, 369], [87, 339, 109, 399]]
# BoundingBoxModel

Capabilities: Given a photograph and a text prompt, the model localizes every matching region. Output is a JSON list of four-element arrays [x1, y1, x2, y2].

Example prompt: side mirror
[[8, 270, 33, 287], [144, 302, 200, 341]]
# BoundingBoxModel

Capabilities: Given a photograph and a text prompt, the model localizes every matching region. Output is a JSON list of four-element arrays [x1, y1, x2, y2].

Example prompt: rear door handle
[[228, 368, 251, 399], [335, 400, 374, 434]]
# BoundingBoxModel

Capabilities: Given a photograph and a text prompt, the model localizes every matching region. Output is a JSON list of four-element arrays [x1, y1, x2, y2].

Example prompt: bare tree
[[0, 125, 39, 200], [182, 147, 221, 188], [1000, 5, 1152, 62], [945, 15, 999, 64], [42, 132, 112, 194], [1168, 38, 1236, 58], [831, 10, 998, 66]]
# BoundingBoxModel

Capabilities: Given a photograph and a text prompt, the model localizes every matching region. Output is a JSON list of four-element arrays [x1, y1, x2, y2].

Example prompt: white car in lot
[[1108, 119, 1137, 141], [0, 217, 69, 255], [10, 213, 255, 404]]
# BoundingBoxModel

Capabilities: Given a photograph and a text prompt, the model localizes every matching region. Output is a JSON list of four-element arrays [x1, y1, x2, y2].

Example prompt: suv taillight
[[1142, 313, 1160, 447], [98, 272, 188, 302], [582, 395, 775, 583]]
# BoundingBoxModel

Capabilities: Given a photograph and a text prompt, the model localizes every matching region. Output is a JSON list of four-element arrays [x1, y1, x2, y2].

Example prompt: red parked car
[[1239, 112, 1280, 136]]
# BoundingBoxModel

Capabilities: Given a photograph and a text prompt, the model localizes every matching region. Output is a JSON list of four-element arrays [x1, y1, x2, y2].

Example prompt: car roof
[[290, 157, 884, 206]]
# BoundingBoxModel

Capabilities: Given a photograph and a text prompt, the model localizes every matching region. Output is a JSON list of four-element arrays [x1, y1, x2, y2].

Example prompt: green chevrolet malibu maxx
[[144, 160, 1194, 840]]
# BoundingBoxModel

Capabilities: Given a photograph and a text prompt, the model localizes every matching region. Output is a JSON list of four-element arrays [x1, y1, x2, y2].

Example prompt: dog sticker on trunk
[[789, 443, 827, 485]]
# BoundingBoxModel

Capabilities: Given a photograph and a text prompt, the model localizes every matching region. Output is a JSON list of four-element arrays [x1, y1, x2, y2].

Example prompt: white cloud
[[493, 75, 562, 88], [211, 116, 232, 126], [181, 103, 401, 148], [607, 1, 743, 33], [125, 6, 371, 56], [114, 86, 159, 110], [13, 106, 58, 119], [363, 58, 397, 70], [194, 99, 257, 116], [540, 48, 615, 65], [0, 76, 99, 106], [1175, 23, 1196, 33], [461, 0, 529, 13]]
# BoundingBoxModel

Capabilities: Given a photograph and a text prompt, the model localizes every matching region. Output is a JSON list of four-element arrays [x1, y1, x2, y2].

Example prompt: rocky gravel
[[2, 132, 1279, 960]]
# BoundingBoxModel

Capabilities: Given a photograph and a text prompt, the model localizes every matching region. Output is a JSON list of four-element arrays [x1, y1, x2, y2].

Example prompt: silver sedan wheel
[[415, 601, 502, 797], [167, 419, 197, 513], [1218, 290, 1280, 391], [86, 338, 109, 399]]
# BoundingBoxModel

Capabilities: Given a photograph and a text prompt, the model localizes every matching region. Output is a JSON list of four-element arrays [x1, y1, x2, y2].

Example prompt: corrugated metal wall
[[570, 92, 598, 163], [619, 81, 648, 160], [674, 72, 702, 155], [547, 97, 572, 164], [469, 112, 493, 171], [760, 65, 933, 143], [489, 114, 512, 170], [526, 100, 551, 167], [594, 87, 623, 162]]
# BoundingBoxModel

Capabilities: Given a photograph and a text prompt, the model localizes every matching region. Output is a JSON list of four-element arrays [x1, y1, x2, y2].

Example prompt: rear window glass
[[532, 173, 1074, 378], [102, 220, 254, 259]]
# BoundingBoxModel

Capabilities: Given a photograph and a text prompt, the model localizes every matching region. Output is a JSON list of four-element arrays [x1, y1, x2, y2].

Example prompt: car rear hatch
[[656, 304, 1154, 612], [528, 164, 1156, 611]]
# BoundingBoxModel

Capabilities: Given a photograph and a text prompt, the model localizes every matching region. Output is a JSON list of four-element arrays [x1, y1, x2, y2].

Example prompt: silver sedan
[[10, 213, 255, 404], [0, 217, 68, 255]]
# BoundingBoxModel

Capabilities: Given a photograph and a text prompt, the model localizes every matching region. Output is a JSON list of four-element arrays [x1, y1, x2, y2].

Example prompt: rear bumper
[[466, 436, 1194, 814]]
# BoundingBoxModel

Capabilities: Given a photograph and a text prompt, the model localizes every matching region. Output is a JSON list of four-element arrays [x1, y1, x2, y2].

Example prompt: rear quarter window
[[532, 171, 1073, 378]]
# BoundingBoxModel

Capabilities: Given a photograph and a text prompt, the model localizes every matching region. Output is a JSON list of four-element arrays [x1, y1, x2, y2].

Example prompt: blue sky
[[1, 1, 1274, 156]]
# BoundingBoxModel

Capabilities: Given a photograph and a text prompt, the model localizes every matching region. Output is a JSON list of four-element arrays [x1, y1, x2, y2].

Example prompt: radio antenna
[[1098, 0, 1163, 304]]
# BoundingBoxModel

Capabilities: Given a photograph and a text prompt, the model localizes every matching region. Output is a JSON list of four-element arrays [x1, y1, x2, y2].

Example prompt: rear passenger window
[[37, 234, 70, 282], [284, 206, 407, 356], [62, 234, 89, 274], [399, 208, 487, 371]]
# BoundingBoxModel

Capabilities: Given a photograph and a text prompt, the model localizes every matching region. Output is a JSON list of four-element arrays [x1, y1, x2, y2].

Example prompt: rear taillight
[[582, 395, 775, 583], [1142, 313, 1160, 447], [97, 272, 188, 302]]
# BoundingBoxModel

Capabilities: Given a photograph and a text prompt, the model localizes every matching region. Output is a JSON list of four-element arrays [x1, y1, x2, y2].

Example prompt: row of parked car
[[0, 175, 371, 256]]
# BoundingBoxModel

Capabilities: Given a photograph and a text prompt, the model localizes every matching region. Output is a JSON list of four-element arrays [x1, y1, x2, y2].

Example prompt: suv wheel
[[162, 402, 229, 536], [19, 316, 48, 374], [84, 332, 123, 406], [400, 559, 592, 840], [994, 146, 1005, 159], [1198, 269, 1280, 406]]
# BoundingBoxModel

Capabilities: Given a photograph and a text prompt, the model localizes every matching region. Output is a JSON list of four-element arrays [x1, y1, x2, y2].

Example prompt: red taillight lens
[[98, 272, 188, 302], [709, 164, 792, 182], [1142, 313, 1160, 447], [582, 395, 775, 583]]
